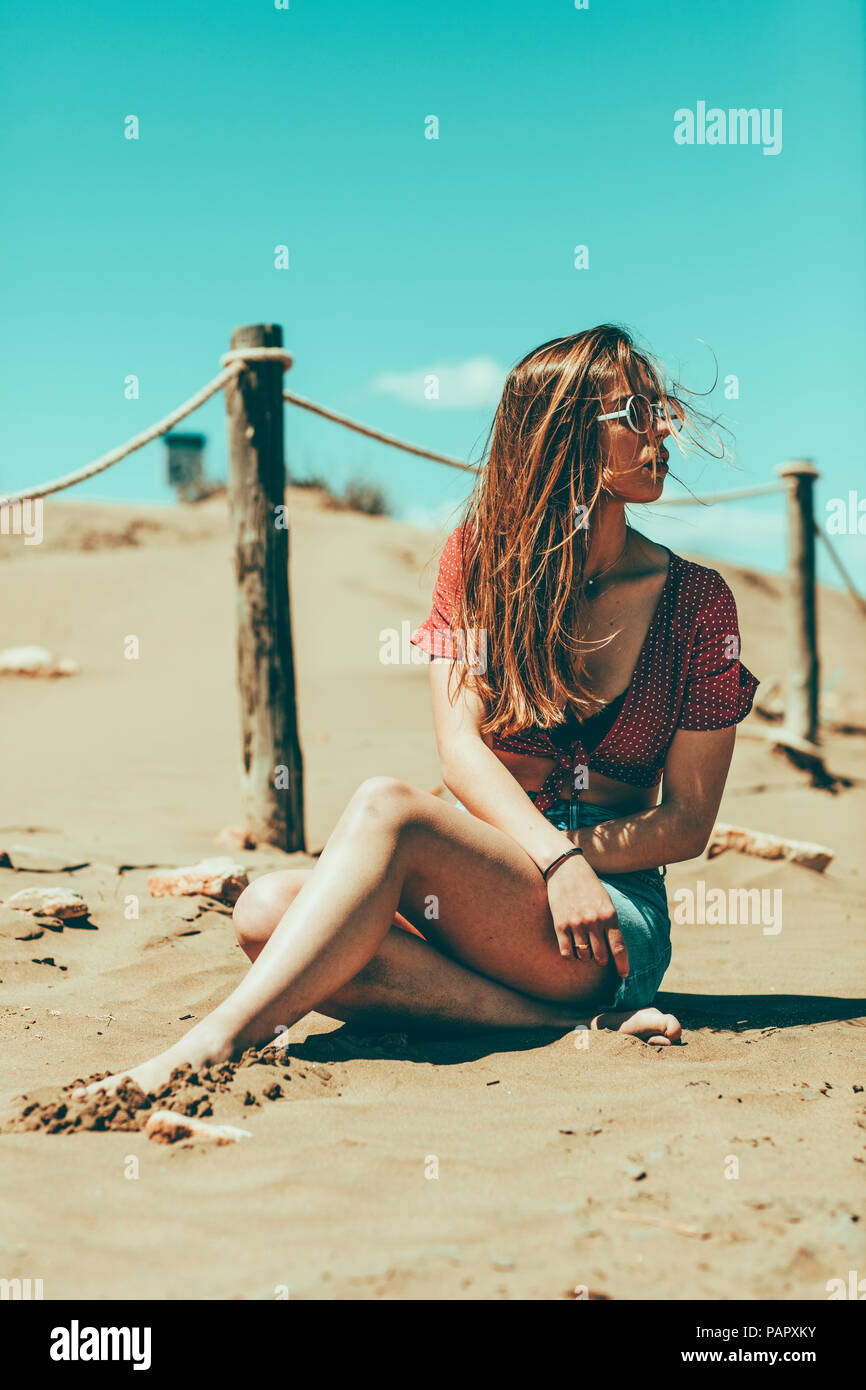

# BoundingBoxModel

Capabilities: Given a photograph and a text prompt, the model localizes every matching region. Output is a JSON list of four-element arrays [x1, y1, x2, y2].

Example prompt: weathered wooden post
[[224, 324, 305, 850], [776, 459, 820, 746]]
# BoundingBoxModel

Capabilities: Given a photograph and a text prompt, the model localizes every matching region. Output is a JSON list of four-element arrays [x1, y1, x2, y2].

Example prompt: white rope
[[0, 344, 822, 513], [0, 349, 299, 506], [0, 363, 244, 506], [814, 523, 866, 614], [220, 347, 295, 370], [281, 389, 479, 473], [0, 346, 479, 504], [653, 480, 785, 505]]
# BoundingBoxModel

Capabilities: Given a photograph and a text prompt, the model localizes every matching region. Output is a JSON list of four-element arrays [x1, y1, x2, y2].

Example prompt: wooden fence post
[[776, 459, 820, 747], [224, 324, 305, 850]]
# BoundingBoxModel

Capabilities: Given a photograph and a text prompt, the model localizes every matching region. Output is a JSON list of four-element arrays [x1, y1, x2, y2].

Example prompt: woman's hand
[[544, 854, 629, 976]]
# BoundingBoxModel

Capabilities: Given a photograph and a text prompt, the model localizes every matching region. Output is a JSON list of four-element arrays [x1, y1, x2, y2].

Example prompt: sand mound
[[5, 1047, 340, 1136]]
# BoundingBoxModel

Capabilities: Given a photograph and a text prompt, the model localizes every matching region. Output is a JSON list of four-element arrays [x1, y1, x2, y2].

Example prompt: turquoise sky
[[2, 0, 863, 585]]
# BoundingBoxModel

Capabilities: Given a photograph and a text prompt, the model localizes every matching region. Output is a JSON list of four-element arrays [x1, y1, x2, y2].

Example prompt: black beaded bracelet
[[540, 845, 584, 882]]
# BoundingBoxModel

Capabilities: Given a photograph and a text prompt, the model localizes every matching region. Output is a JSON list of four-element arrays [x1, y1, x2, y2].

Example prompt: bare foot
[[591, 1006, 682, 1045], [73, 1025, 232, 1101]]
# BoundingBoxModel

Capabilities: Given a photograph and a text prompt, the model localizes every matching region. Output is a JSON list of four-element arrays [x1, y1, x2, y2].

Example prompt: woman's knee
[[232, 868, 310, 952], [341, 776, 424, 835]]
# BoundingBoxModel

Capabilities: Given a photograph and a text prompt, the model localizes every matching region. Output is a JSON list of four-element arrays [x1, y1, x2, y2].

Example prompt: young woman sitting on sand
[[86, 324, 758, 1097]]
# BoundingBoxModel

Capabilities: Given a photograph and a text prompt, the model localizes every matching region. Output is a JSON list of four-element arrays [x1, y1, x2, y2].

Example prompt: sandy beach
[[1, 490, 863, 1301]]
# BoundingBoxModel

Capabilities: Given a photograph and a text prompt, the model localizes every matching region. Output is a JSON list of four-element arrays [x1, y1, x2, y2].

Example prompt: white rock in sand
[[143, 1110, 252, 1146], [0, 646, 80, 677], [148, 857, 248, 904], [708, 823, 833, 873], [7, 886, 89, 918]]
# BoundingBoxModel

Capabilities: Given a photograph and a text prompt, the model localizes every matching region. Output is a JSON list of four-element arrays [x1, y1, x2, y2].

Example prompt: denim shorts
[[454, 794, 671, 1013]]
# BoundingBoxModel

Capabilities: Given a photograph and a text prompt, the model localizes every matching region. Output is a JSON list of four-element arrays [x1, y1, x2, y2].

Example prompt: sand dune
[[0, 491, 863, 1300]]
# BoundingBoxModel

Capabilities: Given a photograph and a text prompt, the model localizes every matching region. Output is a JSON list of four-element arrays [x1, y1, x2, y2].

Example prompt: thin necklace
[[584, 527, 630, 593]]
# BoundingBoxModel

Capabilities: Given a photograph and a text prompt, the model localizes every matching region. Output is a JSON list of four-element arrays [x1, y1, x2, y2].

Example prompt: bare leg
[[234, 869, 575, 1030], [234, 870, 680, 1042], [80, 779, 680, 1096]]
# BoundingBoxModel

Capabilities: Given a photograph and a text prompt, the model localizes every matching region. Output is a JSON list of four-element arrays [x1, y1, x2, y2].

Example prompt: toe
[[664, 1013, 683, 1042]]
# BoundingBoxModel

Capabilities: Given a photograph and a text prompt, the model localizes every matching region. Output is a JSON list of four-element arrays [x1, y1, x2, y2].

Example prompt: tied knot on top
[[220, 347, 295, 372]]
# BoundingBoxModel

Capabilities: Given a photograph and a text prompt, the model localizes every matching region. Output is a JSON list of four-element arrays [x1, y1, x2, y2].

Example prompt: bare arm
[[430, 659, 626, 972], [429, 659, 736, 971], [429, 659, 574, 870], [576, 725, 736, 873], [430, 660, 735, 874]]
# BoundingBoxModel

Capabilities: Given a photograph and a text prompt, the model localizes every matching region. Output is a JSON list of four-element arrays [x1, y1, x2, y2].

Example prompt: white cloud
[[369, 356, 507, 409]]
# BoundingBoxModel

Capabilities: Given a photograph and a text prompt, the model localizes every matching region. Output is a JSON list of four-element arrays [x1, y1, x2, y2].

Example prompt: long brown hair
[[449, 324, 721, 737]]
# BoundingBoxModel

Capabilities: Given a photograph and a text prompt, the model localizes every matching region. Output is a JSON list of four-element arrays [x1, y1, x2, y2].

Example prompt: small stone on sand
[[707, 823, 833, 873], [147, 857, 248, 905], [143, 1109, 252, 1146], [0, 645, 80, 677], [8, 886, 90, 918]]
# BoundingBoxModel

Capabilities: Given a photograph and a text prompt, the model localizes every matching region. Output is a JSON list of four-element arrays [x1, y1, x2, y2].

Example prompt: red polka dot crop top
[[410, 525, 759, 812]]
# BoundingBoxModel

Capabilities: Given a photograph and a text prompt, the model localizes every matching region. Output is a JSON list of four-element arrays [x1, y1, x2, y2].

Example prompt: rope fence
[[1, 324, 861, 836], [0, 340, 858, 621], [653, 480, 785, 505], [0, 347, 473, 508], [0, 364, 243, 506], [280, 389, 477, 473], [815, 522, 866, 616], [0, 343, 856, 611]]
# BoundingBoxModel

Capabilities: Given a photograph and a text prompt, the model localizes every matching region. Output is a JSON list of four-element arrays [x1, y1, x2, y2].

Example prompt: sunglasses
[[597, 395, 684, 434]]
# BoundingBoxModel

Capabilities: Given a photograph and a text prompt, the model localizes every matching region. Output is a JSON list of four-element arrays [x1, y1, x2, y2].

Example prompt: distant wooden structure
[[165, 432, 206, 502], [223, 324, 305, 851], [777, 460, 819, 749]]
